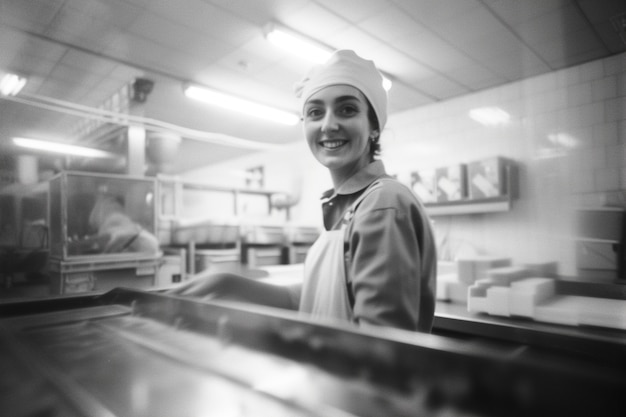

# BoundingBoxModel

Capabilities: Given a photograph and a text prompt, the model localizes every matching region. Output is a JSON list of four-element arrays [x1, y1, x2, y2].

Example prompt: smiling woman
[[302, 86, 374, 184], [171, 50, 437, 333]]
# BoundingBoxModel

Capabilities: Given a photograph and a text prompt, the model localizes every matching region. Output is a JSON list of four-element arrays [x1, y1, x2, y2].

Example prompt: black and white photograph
[[0, 1, 625, 416]]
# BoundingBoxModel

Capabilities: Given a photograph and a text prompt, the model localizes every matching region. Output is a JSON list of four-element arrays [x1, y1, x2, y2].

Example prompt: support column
[[126, 125, 146, 176], [16, 155, 38, 184]]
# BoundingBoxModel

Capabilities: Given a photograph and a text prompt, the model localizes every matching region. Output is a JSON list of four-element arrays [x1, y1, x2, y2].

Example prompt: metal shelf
[[425, 196, 512, 216], [424, 163, 516, 216]]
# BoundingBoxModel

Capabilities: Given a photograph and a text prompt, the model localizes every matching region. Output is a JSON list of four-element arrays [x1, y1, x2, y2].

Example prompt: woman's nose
[[321, 112, 339, 133]]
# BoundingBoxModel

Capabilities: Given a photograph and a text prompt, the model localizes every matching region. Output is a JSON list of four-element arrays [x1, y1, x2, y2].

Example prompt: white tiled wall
[[186, 52, 626, 278], [383, 52, 626, 277]]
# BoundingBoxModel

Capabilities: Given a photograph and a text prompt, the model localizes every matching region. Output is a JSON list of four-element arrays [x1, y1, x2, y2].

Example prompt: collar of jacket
[[320, 160, 387, 201]]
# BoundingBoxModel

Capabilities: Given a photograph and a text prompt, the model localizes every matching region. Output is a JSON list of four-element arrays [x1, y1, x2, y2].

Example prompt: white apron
[[299, 228, 352, 321], [298, 182, 379, 322]]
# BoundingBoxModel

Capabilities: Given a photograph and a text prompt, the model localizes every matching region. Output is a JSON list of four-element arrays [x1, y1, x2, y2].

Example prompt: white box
[[522, 261, 558, 277], [436, 273, 458, 301], [411, 170, 437, 203], [467, 294, 488, 314], [509, 277, 556, 318], [486, 266, 530, 286], [486, 286, 511, 316], [448, 281, 469, 303], [457, 256, 512, 284], [435, 164, 467, 202], [467, 156, 509, 199]]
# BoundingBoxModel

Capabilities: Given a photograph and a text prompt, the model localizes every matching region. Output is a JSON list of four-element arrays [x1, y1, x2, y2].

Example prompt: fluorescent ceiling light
[[265, 24, 392, 92], [13, 137, 116, 158], [469, 107, 510, 126], [0, 73, 27, 96], [266, 25, 332, 64], [184, 85, 300, 126]]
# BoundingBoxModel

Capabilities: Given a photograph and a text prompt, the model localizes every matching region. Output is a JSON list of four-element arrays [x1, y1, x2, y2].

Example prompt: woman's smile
[[319, 139, 349, 150]]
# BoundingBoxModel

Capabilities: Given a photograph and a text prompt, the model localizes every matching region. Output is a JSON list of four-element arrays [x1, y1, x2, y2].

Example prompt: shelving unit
[[424, 163, 516, 216], [156, 176, 308, 275], [156, 175, 291, 219], [425, 195, 512, 216]]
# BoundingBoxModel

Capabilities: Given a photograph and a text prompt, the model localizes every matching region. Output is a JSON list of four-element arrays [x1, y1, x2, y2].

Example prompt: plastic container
[[48, 171, 159, 261]]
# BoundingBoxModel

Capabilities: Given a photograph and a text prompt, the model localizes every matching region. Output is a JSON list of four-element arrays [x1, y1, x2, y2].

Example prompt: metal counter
[[0, 289, 624, 417], [434, 301, 626, 368]]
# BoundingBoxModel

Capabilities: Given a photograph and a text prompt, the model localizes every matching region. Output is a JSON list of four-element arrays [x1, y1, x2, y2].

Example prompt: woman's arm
[[347, 183, 435, 331], [348, 207, 422, 329], [167, 271, 298, 310]]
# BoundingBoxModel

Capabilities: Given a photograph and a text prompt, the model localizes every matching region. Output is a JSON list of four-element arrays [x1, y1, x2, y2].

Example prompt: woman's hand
[[166, 271, 235, 299], [167, 271, 299, 310]]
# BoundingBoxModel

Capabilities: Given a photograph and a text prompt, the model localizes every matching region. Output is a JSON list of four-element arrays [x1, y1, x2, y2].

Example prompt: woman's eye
[[306, 108, 323, 119], [338, 105, 358, 116]]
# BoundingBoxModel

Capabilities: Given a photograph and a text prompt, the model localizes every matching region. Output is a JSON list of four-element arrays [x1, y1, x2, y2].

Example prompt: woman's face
[[303, 85, 375, 185]]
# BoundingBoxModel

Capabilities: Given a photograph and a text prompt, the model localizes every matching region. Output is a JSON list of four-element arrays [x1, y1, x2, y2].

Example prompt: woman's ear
[[370, 130, 379, 140]]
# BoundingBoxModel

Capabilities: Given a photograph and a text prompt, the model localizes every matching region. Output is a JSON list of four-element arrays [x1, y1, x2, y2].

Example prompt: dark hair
[[366, 99, 381, 160]]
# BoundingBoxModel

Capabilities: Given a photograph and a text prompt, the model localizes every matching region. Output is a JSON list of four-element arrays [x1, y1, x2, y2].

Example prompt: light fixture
[[469, 107, 510, 126], [547, 132, 578, 148], [265, 24, 332, 64], [184, 85, 300, 126], [12, 137, 116, 158], [0, 73, 27, 96], [264, 23, 393, 92]]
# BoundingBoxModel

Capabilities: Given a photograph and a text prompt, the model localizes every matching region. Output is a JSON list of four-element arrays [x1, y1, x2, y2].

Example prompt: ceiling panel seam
[[573, 0, 614, 54], [478, 0, 552, 71], [312, 0, 449, 101]]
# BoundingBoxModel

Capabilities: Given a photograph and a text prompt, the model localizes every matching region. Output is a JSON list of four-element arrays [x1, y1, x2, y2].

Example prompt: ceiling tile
[[387, 83, 435, 111], [107, 64, 144, 83], [389, 30, 472, 74], [0, 27, 29, 67], [459, 30, 539, 68], [61, 50, 119, 76], [412, 74, 470, 100], [129, 12, 209, 50], [0, 0, 65, 29], [482, 0, 570, 27], [5, 37, 68, 77], [221, 37, 286, 73], [313, 0, 392, 24], [428, 5, 509, 47], [62, 0, 143, 29], [514, 2, 589, 46], [43, 3, 111, 45], [149, 0, 257, 45], [48, 62, 99, 87], [327, 26, 398, 63], [219, 41, 307, 92], [208, 0, 309, 26], [389, 59, 439, 90], [1, 0, 623, 171], [483, 51, 550, 81], [277, 2, 352, 48], [446, 64, 506, 92], [357, 6, 423, 44], [528, 24, 607, 69], [393, 0, 484, 25]]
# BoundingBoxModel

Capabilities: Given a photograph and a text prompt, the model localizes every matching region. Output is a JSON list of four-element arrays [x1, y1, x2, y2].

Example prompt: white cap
[[294, 50, 388, 129]]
